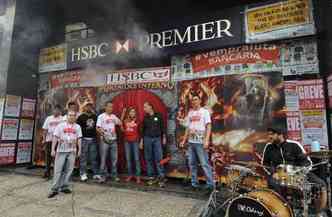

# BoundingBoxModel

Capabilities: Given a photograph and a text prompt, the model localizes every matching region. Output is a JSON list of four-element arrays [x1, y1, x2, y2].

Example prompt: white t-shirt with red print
[[96, 113, 121, 141], [186, 108, 211, 144], [42, 115, 64, 142], [53, 122, 82, 153]]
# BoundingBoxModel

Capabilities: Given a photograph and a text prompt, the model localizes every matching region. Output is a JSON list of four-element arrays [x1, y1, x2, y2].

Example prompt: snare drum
[[272, 164, 305, 189]]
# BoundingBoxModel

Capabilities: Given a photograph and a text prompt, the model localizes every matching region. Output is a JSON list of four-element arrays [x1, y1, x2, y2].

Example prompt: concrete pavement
[[0, 173, 205, 217]]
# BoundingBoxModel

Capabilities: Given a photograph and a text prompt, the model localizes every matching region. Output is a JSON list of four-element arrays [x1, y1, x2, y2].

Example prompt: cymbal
[[309, 150, 332, 159], [232, 161, 264, 168]]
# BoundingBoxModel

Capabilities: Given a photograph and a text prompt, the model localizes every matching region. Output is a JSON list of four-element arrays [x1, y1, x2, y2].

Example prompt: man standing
[[42, 105, 63, 179], [141, 102, 166, 187], [96, 101, 122, 183], [180, 94, 214, 192], [76, 102, 98, 182], [48, 111, 82, 198]]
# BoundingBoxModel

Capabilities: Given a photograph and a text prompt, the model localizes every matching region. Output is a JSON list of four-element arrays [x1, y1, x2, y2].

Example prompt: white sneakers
[[80, 174, 88, 182]]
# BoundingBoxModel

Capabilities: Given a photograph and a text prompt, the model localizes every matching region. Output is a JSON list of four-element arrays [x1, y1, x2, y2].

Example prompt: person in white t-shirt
[[42, 105, 63, 179], [48, 110, 82, 198], [96, 101, 122, 183], [180, 94, 214, 192]]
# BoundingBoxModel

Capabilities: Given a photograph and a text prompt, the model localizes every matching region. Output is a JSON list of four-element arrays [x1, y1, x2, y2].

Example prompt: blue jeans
[[51, 152, 76, 192], [188, 143, 214, 187], [80, 138, 98, 176], [144, 136, 164, 178], [125, 141, 141, 176], [99, 140, 118, 177]]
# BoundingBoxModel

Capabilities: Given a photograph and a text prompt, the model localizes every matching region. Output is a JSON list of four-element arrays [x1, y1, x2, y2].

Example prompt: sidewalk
[[0, 172, 205, 217]]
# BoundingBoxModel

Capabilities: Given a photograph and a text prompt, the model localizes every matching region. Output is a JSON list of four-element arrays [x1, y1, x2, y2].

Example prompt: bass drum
[[226, 190, 293, 217]]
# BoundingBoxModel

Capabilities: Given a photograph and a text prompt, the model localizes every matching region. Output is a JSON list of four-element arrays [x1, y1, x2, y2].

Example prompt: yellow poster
[[39, 44, 67, 73], [247, 0, 311, 34]]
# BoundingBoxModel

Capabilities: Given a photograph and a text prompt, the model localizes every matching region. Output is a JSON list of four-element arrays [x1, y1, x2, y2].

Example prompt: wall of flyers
[[285, 79, 329, 150]]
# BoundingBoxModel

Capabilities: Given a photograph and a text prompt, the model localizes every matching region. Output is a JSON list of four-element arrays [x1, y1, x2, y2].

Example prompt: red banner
[[50, 70, 81, 89], [191, 44, 280, 72], [297, 79, 325, 110]]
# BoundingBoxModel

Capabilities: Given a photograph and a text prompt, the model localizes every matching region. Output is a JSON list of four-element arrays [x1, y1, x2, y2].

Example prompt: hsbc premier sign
[[66, 7, 243, 69], [107, 67, 170, 85]]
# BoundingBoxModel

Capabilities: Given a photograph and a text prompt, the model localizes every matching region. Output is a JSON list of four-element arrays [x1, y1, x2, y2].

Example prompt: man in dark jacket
[[262, 127, 327, 216]]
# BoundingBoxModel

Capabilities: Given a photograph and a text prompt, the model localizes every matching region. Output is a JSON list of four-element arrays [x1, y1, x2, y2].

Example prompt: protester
[[141, 102, 166, 187], [48, 111, 82, 198], [76, 102, 98, 182], [121, 107, 142, 184], [180, 94, 214, 192], [42, 105, 63, 179], [96, 101, 122, 183]]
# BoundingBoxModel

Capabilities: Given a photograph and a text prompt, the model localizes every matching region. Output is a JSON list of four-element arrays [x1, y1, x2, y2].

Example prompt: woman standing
[[121, 107, 142, 184]]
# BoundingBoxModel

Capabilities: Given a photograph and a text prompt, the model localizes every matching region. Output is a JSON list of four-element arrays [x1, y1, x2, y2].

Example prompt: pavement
[[0, 171, 206, 217]]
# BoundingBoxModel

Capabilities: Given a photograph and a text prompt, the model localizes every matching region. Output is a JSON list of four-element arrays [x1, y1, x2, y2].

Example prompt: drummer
[[262, 127, 327, 216]]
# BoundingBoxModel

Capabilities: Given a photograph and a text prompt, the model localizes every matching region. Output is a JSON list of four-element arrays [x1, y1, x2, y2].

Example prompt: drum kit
[[201, 150, 332, 217]]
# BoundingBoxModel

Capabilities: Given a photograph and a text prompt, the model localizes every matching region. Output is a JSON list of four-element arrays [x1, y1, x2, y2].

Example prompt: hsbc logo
[[70, 39, 135, 63], [113, 40, 134, 54]]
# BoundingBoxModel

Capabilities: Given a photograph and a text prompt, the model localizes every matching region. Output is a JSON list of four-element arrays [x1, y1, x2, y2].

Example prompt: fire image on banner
[[177, 72, 284, 169], [16, 142, 32, 164], [4, 95, 21, 117], [1, 118, 19, 140], [0, 143, 16, 165], [21, 98, 36, 118], [245, 0, 315, 43], [34, 87, 96, 165]]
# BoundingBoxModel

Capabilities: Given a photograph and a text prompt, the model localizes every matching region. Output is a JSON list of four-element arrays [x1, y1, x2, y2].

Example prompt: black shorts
[[307, 172, 326, 189]]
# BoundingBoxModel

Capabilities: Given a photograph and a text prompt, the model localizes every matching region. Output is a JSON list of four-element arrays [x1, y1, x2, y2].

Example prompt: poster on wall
[[281, 39, 319, 75], [21, 98, 36, 118], [39, 44, 67, 73], [1, 118, 19, 140], [285, 81, 299, 111], [0, 97, 5, 124], [4, 95, 21, 117], [327, 74, 332, 108], [297, 79, 325, 110], [300, 110, 328, 149], [16, 142, 32, 164], [287, 111, 302, 142], [19, 119, 34, 140], [245, 0, 316, 43], [0, 143, 16, 165]]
